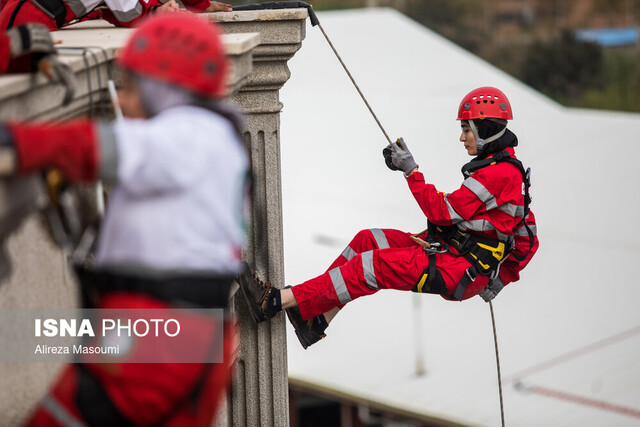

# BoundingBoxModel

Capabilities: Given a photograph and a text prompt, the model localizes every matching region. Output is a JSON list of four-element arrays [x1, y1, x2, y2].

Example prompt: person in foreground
[[0, 13, 248, 426], [239, 86, 539, 349]]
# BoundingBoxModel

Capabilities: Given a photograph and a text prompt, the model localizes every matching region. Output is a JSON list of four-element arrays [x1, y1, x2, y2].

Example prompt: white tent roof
[[280, 8, 640, 426]]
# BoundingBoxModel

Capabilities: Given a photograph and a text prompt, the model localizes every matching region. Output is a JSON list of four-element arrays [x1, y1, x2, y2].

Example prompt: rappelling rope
[[315, 22, 392, 144], [490, 301, 505, 427], [56, 46, 113, 218], [232, 1, 393, 145]]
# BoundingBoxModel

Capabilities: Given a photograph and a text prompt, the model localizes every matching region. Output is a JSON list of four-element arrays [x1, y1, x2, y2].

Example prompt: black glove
[[384, 137, 419, 177], [382, 146, 399, 171], [6, 24, 54, 59]]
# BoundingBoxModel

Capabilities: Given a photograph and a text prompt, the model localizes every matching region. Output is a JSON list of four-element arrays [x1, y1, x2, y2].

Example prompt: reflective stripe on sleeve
[[65, 0, 88, 19], [496, 230, 510, 242], [459, 220, 509, 241], [329, 267, 351, 304], [43, 396, 87, 427], [498, 203, 525, 218], [444, 195, 464, 222], [340, 245, 357, 261], [370, 228, 390, 249], [111, 2, 143, 22], [361, 250, 378, 290], [516, 224, 537, 236], [98, 122, 118, 183], [459, 219, 495, 233], [463, 177, 498, 210]]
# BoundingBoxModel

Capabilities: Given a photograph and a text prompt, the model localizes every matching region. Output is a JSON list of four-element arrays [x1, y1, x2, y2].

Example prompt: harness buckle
[[423, 241, 448, 254], [410, 234, 448, 254], [465, 266, 478, 282], [490, 261, 502, 280]]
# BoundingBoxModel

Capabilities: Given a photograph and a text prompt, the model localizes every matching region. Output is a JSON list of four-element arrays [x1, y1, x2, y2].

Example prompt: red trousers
[[292, 228, 490, 320], [23, 292, 236, 427]]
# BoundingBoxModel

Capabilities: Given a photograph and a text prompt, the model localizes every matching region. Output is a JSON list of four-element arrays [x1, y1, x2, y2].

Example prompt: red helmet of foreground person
[[118, 13, 228, 98], [457, 86, 513, 120]]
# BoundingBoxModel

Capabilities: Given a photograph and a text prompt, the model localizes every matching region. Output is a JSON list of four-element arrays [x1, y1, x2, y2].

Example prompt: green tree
[[404, 0, 488, 53], [520, 30, 603, 103], [581, 50, 640, 111], [308, 0, 364, 10]]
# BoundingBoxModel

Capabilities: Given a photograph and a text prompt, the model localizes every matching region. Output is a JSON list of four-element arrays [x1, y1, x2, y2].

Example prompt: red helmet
[[457, 86, 513, 120], [118, 13, 227, 98]]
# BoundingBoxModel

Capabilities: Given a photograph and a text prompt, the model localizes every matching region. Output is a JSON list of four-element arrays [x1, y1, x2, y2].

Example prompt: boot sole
[[238, 264, 268, 324], [285, 306, 324, 349]]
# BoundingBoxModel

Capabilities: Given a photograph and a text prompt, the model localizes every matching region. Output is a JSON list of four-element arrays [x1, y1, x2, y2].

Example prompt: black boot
[[237, 262, 281, 323], [285, 300, 328, 349]]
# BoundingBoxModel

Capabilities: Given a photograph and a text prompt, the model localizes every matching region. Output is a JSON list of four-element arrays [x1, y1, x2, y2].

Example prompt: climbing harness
[[410, 221, 510, 300], [412, 149, 534, 301], [39, 46, 112, 256], [461, 149, 534, 262]]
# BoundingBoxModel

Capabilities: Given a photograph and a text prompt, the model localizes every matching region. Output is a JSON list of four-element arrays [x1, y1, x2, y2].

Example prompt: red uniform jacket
[[0, 0, 165, 32], [407, 147, 538, 290], [0, 32, 10, 73]]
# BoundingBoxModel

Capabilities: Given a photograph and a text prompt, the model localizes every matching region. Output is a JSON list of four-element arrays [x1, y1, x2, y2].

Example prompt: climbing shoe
[[285, 299, 328, 349], [237, 262, 281, 323]]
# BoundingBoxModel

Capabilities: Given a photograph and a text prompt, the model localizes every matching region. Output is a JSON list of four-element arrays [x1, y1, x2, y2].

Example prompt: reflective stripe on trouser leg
[[370, 228, 390, 249], [361, 250, 378, 289], [329, 228, 393, 272], [329, 267, 351, 304], [340, 245, 357, 261], [295, 235, 429, 320]]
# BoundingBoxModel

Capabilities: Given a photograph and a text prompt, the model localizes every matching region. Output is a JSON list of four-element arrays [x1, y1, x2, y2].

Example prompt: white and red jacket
[[6, 106, 247, 427], [6, 105, 249, 274], [0, 0, 211, 32], [0, 32, 11, 73]]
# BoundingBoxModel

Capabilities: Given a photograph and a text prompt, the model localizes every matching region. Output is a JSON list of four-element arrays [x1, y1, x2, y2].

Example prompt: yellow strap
[[416, 273, 428, 293], [476, 241, 506, 261], [469, 252, 491, 270]]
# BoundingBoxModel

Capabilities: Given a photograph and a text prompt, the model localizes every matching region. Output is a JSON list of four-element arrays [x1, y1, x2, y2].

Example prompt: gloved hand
[[383, 137, 418, 177], [6, 24, 55, 59], [6, 25, 76, 106], [37, 54, 76, 106], [479, 277, 504, 302]]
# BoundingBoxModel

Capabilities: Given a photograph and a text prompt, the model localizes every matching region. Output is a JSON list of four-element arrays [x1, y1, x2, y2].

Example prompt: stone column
[[208, 9, 309, 427]]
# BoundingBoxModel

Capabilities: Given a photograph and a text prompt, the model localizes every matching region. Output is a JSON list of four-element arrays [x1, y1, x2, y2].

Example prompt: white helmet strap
[[469, 119, 507, 153]]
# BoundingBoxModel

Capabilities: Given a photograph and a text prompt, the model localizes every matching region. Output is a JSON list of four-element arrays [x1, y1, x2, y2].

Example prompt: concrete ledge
[[209, 8, 308, 24], [0, 21, 260, 120], [209, 9, 308, 58]]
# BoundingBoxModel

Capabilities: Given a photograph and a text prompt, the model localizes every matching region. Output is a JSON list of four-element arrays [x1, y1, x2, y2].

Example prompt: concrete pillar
[[208, 9, 309, 426]]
